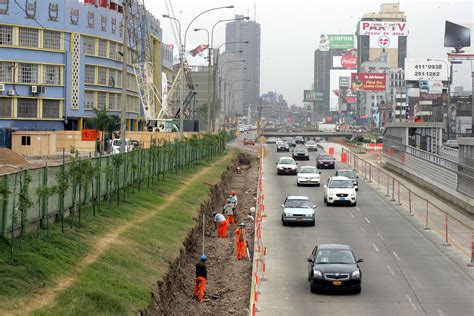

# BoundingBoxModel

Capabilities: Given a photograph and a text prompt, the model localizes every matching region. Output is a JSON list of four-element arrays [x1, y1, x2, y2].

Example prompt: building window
[[43, 30, 61, 50], [0, 98, 12, 117], [0, 25, 13, 46], [17, 98, 38, 118], [42, 99, 60, 118], [43, 65, 61, 85], [109, 42, 116, 59], [98, 39, 108, 57], [116, 44, 123, 61], [18, 63, 39, 83], [108, 69, 116, 87], [84, 91, 95, 109], [83, 36, 96, 55], [0, 62, 13, 82], [18, 27, 39, 48], [116, 94, 121, 110], [116, 70, 122, 87], [21, 136, 31, 146], [85, 65, 96, 84], [97, 92, 106, 110], [108, 93, 116, 110], [97, 67, 107, 85]]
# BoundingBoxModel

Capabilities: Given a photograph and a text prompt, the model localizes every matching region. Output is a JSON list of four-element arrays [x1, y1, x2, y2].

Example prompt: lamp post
[[428, 58, 452, 132], [194, 28, 212, 133], [226, 79, 250, 126], [218, 59, 245, 126], [163, 5, 233, 139]]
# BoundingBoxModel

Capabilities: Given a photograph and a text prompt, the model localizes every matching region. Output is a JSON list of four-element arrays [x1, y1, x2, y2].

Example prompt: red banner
[[351, 73, 386, 91], [81, 129, 100, 141]]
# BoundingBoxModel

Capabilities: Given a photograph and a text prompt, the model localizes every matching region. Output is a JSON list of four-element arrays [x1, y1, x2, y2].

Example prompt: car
[[243, 138, 256, 145], [307, 244, 363, 294], [297, 166, 321, 186], [351, 135, 364, 142], [316, 154, 335, 169], [292, 146, 310, 160], [295, 136, 305, 144], [266, 137, 278, 144], [284, 137, 296, 147], [323, 176, 357, 206], [335, 169, 359, 191], [305, 140, 318, 151], [276, 157, 298, 175], [281, 196, 316, 226], [276, 141, 290, 152]]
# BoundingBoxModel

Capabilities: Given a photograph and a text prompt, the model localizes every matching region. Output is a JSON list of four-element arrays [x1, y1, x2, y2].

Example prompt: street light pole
[[120, 0, 129, 153], [194, 28, 211, 133]]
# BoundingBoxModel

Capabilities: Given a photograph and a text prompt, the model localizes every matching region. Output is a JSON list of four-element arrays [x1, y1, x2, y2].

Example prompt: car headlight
[[284, 213, 292, 217], [352, 270, 360, 279], [350, 192, 356, 197], [291, 166, 297, 169], [328, 192, 334, 197], [306, 213, 314, 217], [313, 269, 323, 278]]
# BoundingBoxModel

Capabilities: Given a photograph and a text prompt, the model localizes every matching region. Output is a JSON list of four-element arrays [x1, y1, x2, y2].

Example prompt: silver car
[[281, 196, 316, 226]]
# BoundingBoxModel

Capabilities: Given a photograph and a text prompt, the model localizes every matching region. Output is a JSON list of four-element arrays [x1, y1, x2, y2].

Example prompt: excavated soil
[[142, 153, 258, 316]]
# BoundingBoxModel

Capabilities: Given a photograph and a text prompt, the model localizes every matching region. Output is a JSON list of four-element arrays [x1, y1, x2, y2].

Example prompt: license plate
[[333, 281, 342, 286], [339, 197, 346, 201], [296, 218, 303, 222]]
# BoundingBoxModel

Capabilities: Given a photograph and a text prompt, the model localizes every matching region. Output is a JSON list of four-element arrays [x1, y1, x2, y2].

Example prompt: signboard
[[81, 129, 100, 141], [370, 35, 398, 48], [320, 34, 354, 51], [359, 21, 408, 36], [303, 90, 317, 102], [405, 58, 449, 81], [419, 80, 444, 94], [339, 76, 350, 87], [351, 73, 386, 91], [333, 55, 357, 68], [330, 69, 356, 112]]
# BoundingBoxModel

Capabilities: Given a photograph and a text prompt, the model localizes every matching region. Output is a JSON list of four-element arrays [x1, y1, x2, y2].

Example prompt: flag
[[190, 44, 209, 57]]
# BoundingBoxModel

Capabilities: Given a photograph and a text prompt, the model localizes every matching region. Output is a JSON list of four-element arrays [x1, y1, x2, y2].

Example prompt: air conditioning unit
[[0, 83, 5, 92], [7, 90, 15, 96], [31, 86, 38, 94]]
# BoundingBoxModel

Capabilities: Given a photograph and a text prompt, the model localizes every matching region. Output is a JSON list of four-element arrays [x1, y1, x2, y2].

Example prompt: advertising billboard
[[330, 69, 356, 112], [303, 90, 317, 102], [369, 35, 398, 49], [319, 34, 354, 51], [351, 73, 386, 91], [359, 21, 408, 36], [332, 55, 357, 68], [405, 58, 450, 81]]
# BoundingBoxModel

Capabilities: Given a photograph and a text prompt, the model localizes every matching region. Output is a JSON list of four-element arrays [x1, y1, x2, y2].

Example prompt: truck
[[318, 123, 337, 132]]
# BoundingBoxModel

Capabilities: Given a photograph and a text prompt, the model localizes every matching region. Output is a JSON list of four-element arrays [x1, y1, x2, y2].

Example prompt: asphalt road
[[257, 144, 474, 316]]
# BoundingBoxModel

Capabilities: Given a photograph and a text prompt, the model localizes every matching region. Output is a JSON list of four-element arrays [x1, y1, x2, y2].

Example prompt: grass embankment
[[0, 151, 236, 315]]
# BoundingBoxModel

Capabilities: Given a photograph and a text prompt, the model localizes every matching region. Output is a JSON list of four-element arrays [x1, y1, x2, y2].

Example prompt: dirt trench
[[142, 153, 259, 316]]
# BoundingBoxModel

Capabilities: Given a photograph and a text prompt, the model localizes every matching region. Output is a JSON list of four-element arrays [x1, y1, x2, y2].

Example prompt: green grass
[[0, 151, 236, 315]]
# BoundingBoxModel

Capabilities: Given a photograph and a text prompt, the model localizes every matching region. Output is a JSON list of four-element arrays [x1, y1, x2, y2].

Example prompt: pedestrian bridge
[[262, 130, 352, 138]]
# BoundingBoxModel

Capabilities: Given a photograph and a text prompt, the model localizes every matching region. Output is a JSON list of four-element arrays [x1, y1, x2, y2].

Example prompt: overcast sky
[[146, 0, 473, 106]]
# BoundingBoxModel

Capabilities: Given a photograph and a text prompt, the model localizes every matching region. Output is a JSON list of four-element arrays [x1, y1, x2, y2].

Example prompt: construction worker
[[234, 223, 247, 260], [230, 191, 238, 206], [223, 198, 235, 224], [214, 212, 227, 238], [193, 255, 207, 302]]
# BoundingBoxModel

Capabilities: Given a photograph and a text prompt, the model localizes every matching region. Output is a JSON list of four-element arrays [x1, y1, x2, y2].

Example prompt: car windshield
[[299, 167, 317, 174], [318, 155, 332, 160], [295, 147, 307, 153], [306, 141, 316, 145], [285, 199, 312, 208], [338, 171, 356, 179], [279, 159, 295, 164], [329, 180, 353, 188], [316, 249, 355, 264]]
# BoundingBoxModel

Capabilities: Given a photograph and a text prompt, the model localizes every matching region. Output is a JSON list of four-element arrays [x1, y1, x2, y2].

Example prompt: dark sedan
[[292, 146, 310, 160], [276, 141, 290, 152], [316, 154, 335, 169], [295, 136, 305, 144], [307, 244, 363, 294]]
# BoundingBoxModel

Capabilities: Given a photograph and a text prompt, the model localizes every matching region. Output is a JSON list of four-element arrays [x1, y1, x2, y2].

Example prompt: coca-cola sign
[[341, 55, 357, 68]]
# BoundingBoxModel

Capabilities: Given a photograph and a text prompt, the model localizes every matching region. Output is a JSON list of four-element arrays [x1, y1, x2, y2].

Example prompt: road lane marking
[[405, 294, 417, 310], [392, 251, 401, 261], [349, 211, 355, 218], [437, 309, 445, 316], [372, 242, 379, 252], [364, 217, 371, 224], [356, 206, 361, 212], [386, 265, 395, 276], [412, 275, 422, 288], [359, 226, 366, 233], [377, 232, 385, 241]]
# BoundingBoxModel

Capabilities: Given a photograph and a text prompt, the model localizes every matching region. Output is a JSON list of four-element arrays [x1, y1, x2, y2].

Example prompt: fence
[[0, 133, 226, 241], [341, 147, 473, 263]]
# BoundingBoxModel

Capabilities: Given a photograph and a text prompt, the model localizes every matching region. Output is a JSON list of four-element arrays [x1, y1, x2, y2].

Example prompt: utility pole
[[120, 0, 129, 153], [179, 44, 185, 139], [207, 45, 212, 133]]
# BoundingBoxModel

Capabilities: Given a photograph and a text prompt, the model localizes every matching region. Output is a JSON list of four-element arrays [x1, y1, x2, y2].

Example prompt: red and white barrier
[[363, 143, 383, 151]]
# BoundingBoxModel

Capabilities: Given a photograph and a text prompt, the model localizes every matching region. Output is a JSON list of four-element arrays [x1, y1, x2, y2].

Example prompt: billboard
[[303, 90, 317, 102], [330, 69, 356, 112], [319, 34, 354, 51], [333, 55, 357, 68], [370, 35, 398, 48], [359, 21, 408, 36], [351, 73, 386, 91], [405, 58, 450, 81]]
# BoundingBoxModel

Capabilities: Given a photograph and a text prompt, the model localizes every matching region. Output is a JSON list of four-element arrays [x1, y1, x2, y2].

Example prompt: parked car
[[307, 244, 363, 293], [316, 154, 335, 169], [292, 146, 310, 160], [305, 140, 318, 151], [295, 136, 305, 144], [297, 166, 321, 186], [276, 141, 290, 152], [281, 196, 316, 226], [335, 169, 359, 191], [276, 157, 298, 175], [244, 138, 256, 145], [323, 176, 357, 206]]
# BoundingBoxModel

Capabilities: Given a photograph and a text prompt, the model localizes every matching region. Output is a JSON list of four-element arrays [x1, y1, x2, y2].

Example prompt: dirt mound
[[143, 153, 258, 315], [0, 148, 28, 166]]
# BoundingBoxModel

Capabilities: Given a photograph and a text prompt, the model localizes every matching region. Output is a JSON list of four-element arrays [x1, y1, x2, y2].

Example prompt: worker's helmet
[[200, 255, 207, 261], [239, 222, 246, 228], [230, 191, 237, 195]]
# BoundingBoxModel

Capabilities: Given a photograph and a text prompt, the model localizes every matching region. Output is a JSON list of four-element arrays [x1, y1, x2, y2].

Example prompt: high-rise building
[[225, 15, 261, 118]]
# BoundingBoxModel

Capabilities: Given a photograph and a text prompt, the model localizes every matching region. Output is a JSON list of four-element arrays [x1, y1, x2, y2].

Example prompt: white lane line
[[356, 206, 361, 212], [386, 265, 395, 276], [364, 217, 371, 224], [349, 211, 355, 218], [405, 294, 417, 310], [377, 232, 385, 241], [392, 251, 401, 261], [359, 226, 366, 233], [437, 309, 445, 316], [372, 242, 379, 252], [412, 275, 422, 288]]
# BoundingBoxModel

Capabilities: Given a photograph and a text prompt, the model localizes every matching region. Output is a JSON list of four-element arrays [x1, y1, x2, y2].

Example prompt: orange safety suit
[[193, 261, 207, 301], [217, 220, 228, 238], [234, 228, 247, 260]]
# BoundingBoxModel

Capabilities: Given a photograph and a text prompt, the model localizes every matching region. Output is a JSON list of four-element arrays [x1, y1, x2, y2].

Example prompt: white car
[[305, 140, 318, 151], [323, 176, 357, 206], [281, 196, 316, 226], [297, 166, 321, 186], [276, 157, 298, 175]]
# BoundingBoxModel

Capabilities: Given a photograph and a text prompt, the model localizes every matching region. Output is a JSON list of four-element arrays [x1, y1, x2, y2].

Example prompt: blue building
[[0, 0, 162, 131]]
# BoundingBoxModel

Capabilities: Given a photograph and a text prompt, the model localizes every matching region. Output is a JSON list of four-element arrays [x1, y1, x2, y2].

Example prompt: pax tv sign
[[359, 21, 408, 36]]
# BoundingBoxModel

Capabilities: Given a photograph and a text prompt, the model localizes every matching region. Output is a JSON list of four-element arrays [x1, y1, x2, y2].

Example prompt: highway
[[257, 143, 474, 316]]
